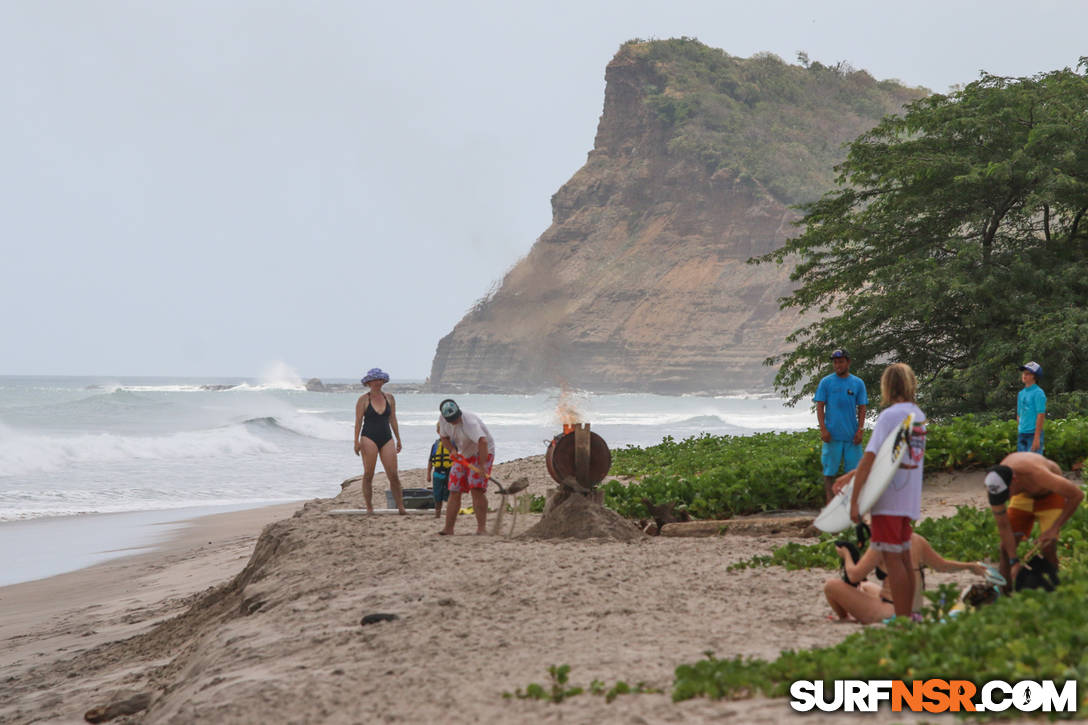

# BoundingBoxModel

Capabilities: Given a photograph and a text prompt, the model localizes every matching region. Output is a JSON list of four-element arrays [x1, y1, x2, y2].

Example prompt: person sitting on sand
[[983, 452, 1084, 584], [436, 399, 494, 535], [353, 368, 406, 514], [824, 532, 987, 624], [428, 425, 453, 519], [835, 363, 927, 620]]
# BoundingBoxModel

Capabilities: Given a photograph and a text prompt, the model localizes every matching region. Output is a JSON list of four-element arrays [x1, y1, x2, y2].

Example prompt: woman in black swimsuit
[[353, 368, 406, 514]]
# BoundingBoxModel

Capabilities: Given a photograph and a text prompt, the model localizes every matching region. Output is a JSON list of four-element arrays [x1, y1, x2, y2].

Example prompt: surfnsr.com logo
[[789, 679, 1077, 713]]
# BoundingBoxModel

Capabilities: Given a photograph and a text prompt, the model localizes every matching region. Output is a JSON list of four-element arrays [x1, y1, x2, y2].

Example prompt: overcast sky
[[3, 1, 1085, 380]]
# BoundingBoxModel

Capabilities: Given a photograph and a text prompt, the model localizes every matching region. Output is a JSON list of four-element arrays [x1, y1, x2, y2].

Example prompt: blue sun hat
[[361, 368, 390, 384]]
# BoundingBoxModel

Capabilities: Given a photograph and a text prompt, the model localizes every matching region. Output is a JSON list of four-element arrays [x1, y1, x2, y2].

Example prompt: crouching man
[[984, 452, 1084, 586]]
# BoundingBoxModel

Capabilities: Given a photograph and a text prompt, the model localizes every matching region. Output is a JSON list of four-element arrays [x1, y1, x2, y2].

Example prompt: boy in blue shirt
[[428, 427, 453, 518], [814, 348, 868, 502], [1017, 361, 1046, 454]]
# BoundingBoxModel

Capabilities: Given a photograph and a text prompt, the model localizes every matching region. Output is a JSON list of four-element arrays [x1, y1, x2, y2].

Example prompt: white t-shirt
[[437, 411, 495, 459], [865, 401, 927, 519]]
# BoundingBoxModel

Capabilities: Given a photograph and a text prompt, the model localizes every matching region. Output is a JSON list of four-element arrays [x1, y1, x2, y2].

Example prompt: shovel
[[449, 452, 529, 536]]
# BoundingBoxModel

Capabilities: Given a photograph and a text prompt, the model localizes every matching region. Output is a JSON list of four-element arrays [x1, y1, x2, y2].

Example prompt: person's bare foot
[[397, 508, 408, 516], [475, 529, 489, 536], [437, 530, 453, 536]]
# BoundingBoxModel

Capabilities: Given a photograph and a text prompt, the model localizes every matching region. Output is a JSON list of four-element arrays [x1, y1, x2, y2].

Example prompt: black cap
[[830, 349, 849, 360]]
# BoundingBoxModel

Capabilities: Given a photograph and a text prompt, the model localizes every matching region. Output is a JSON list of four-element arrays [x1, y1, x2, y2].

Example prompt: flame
[[555, 384, 584, 432]]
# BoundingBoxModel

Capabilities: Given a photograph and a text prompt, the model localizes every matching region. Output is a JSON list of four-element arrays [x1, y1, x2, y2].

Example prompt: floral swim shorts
[[448, 453, 494, 493]]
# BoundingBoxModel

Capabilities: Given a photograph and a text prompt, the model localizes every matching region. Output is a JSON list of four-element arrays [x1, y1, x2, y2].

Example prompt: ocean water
[[0, 373, 817, 585], [0, 374, 815, 521]]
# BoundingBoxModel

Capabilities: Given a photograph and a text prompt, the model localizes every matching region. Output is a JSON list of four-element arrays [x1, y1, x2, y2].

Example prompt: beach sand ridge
[[0, 458, 988, 723]]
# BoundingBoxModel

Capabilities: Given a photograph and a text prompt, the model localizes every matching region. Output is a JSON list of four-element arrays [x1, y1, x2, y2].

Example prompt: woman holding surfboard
[[831, 363, 927, 620]]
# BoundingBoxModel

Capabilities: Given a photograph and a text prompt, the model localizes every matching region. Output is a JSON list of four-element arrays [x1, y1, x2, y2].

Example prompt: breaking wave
[[0, 424, 280, 478], [242, 414, 348, 441]]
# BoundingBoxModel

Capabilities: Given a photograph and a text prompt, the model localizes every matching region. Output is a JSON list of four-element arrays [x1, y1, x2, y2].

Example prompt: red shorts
[[870, 515, 913, 553], [448, 453, 493, 493]]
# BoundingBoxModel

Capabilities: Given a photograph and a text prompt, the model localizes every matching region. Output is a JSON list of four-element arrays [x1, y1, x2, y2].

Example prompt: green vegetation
[[754, 59, 1088, 418], [729, 505, 1004, 572], [604, 417, 1088, 521], [503, 664, 661, 704], [676, 502, 1088, 717], [922, 415, 1088, 471], [603, 431, 822, 519], [621, 38, 923, 204], [673, 579, 1088, 717]]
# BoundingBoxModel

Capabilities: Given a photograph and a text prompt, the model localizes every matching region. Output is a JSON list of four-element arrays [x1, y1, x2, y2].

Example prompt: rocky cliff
[[429, 39, 924, 394]]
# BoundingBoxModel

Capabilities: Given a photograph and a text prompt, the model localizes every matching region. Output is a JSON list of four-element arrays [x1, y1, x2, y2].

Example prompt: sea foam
[[0, 424, 280, 477]]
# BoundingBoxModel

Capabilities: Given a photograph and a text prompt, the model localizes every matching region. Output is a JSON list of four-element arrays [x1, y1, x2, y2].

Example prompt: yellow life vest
[[430, 440, 452, 471]]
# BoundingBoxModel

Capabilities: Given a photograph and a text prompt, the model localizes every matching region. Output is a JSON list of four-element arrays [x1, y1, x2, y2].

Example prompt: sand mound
[[517, 493, 647, 541]]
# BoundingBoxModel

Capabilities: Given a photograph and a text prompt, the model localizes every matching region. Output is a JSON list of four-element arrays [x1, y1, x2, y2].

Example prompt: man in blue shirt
[[814, 349, 868, 502], [1017, 361, 1046, 454]]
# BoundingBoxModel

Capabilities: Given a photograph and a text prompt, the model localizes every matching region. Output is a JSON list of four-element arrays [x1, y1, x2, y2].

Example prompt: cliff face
[[429, 40, 923, 394]]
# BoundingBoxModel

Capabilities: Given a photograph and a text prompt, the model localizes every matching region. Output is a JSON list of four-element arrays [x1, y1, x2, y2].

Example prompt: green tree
[[755, 61, 1088, 417]]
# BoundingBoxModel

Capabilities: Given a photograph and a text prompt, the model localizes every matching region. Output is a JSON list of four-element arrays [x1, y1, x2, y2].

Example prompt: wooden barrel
[[544, 428, 612, 487]]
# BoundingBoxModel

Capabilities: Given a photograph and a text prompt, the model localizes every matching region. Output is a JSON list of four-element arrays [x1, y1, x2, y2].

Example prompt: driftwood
[[659, 516, 818, 538], [641, 498, 690, 532]]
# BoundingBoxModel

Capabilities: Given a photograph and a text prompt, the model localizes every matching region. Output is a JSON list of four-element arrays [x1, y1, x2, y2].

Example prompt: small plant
[[605, 680, 661, 703], [503, 664, 582, 703], [921, 582, 962, 622], [502, 666, 661, 704]]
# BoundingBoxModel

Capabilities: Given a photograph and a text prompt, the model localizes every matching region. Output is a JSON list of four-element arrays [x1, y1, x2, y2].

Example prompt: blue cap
[[830, 349, 849, 360], [1019, 361, 1042, 377]]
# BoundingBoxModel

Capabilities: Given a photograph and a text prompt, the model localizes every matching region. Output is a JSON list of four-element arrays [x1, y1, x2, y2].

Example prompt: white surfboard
[[813, 413, 914, 534]]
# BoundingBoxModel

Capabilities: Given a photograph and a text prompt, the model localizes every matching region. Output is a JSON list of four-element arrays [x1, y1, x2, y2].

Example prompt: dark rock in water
[[84, 691, 152, 722], [305, 378, 424, 394], [199, 384, 236, 391], [360, 612, 399, 626]]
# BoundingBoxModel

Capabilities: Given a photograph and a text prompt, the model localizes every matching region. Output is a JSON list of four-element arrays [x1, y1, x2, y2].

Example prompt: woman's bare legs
[[359, 437, 379, 513], [823, 579, 893, 624], [378, 439, 407, 515]]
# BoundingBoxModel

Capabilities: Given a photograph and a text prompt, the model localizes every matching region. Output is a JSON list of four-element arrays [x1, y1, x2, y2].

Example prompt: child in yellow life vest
[[428, 432, 453, 519]]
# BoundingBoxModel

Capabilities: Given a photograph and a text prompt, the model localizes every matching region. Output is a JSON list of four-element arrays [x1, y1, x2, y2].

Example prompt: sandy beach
[[0, 459, 988, 724]]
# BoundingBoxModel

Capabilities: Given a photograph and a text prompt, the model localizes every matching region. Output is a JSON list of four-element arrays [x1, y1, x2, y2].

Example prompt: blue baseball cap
[[1019, 361, 1042, 377], [830, 349, 849, 360]]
